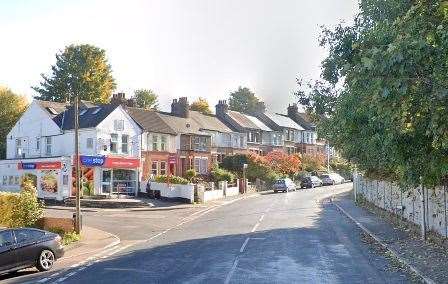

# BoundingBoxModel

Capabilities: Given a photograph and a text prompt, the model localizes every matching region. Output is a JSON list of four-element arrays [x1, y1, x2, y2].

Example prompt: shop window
[[161, 136, 167, 151], [9, 176, 14, 185], [152, 135, 159, 151], [110, 134, 118, 153], [114, 119, 124, 131], [121, 135, 129, 154], [160, 161, 167, 175], [151, 161, 158, 176], [45, 137, 52, 156], [86, 138, 94, 149]]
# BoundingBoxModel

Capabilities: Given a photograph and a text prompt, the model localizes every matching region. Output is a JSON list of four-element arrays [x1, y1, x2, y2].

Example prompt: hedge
[[154, 175, 189, 185], [0, 191, 43, 228]]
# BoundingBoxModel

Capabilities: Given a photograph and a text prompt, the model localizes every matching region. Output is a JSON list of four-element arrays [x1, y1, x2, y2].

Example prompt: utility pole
[[74, 96, 81, 234], [326, 141, 330, 172]]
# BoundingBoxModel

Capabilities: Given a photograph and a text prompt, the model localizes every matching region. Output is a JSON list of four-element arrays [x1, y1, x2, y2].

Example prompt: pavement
[[11, 183, 419, 284], [333, 192, 448, 284]]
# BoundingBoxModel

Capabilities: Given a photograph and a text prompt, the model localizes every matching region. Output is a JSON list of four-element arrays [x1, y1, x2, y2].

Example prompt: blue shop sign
[[21, 163, 37, 170], [80, 155, 105, 167]]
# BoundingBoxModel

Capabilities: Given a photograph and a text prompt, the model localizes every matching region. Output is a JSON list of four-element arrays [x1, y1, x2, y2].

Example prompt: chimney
[[111, 92, 127, 106], [171, 97, 190, 118], [215, 100, 229, 117], [287, 103, 298, 118]]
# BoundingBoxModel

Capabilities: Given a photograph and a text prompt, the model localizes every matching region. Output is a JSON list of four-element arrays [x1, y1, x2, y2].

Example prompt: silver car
[[273, 178, 297, 193]]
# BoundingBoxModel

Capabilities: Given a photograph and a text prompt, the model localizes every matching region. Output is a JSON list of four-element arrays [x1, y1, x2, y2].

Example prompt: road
[[6, 184, 413, 283]]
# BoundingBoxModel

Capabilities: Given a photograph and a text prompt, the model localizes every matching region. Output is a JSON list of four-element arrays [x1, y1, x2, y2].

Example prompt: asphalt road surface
[[5, 184, 413, 283]]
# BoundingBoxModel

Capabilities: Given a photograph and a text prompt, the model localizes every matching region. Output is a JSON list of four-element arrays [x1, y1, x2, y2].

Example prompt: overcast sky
[[0, 0, 358, 113]]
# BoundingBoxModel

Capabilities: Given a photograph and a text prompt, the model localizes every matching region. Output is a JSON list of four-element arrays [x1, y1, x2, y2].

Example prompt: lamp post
[[243, 163, 248, 193], [74, 96, 81, 234]]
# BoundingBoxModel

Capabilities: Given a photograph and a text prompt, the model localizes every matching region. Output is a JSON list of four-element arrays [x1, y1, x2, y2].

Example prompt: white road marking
[[259, 214, 265, 222], [251, 222, 260, 233], [37, 278, 50, 283], [240, 237, 250, 252], [224, 256, 240, 284]]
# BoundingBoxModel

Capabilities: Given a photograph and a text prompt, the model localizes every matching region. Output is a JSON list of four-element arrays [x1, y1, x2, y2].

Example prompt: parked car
[[320, 173, 345, 186], [0, 228, 64, 275], [273, 178, 297, 193], [300, 176, 323, 188]]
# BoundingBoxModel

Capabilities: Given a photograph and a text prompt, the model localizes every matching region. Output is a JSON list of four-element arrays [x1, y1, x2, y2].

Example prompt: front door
[[0, 230, 17, 272], [101, 170, 112, 194]]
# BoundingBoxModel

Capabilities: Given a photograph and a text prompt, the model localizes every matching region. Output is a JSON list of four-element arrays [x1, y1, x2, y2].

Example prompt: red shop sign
[[18, 161, 62, 170], [103, 157, 140, 169]]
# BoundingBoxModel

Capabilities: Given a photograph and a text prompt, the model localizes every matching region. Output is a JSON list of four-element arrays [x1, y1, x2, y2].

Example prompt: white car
[[273, 178, 297, 193], [320, 173, 345, 186]]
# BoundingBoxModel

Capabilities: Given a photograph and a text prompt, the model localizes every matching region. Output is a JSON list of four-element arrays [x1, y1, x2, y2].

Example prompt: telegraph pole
[[74, 96, 81, 234]]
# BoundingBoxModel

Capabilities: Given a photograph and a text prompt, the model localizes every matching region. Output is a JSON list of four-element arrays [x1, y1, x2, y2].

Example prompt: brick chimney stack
[[171, 97, 190, 118], [287, 103, 299, 118], [215, 100, 229, 118]]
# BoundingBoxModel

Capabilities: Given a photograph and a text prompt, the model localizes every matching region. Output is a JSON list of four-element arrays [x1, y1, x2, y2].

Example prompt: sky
[[0, 0, 358, 113]]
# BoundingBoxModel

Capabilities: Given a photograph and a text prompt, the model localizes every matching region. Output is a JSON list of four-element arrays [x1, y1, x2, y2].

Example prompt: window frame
[[110, 134, 118, 153], [45, 137, 52, 156], [151, 161, 158, 176], [86, 138, 94, 149], [121, 134, 129, 154], [160, 161, 167, 175]]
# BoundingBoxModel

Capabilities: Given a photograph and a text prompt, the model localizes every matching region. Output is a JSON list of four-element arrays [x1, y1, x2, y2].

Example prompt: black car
[[0, 228, 64, 275]]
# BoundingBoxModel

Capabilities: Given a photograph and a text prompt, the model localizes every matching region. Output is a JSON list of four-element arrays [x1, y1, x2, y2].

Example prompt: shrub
[[185, 169, 197, 182], [211, 167, 235, 183], [154, 175, 189, 185], [0, 191, 43, 228]]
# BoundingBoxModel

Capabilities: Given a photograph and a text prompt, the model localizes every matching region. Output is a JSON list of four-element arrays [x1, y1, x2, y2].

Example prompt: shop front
[[80, 155, 140, 197], [0, 157, 72, 201]]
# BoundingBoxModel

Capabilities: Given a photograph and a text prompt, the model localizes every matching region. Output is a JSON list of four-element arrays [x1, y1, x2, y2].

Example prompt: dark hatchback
[[0, 228, 64, 275]]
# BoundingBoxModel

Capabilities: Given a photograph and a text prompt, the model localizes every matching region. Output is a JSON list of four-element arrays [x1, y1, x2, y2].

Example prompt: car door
[[13, 229, 45, 267], [0, 230, 18, 272]]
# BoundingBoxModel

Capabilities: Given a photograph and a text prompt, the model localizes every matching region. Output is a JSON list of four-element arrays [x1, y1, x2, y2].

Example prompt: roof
[[156, 112, 206, 135], [126, 107, 177, 135], [190, 111, 233, 133], [265, 112, 304, 130], [227, 110, 271, 131], [277, 112, 315, 131], [53, 104, 119, 130], [36, 100, 69, 118]]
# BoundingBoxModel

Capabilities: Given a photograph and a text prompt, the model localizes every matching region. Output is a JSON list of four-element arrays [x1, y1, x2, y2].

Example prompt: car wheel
[[274, 190, 278, 193], [332, 181, 335, 185], [36, 249, 55, 272]]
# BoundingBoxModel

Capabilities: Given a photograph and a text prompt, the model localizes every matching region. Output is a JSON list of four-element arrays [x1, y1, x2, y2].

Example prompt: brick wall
[[36, 217, 74, 233]]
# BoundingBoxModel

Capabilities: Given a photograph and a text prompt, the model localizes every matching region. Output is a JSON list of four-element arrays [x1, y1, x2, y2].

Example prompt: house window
[[114, 119, 124, 131], [16, 139, 23, 158], [86, 138, 94, 149], [36, 138, 40, 150], [160, 161, 167, 175], [14, 176, 19, 185], [110, 134, 118, 153], [152, 135, 159, 151], [151, 161, 158, 176], [194, 157, 208, 174], [8, 176, 14, 185], [2, 176, 7, 185], [45, 137, 52, 156], [121, 135, 129, 154], [160, 136, 167, 151], [194, 158, 200, 173]]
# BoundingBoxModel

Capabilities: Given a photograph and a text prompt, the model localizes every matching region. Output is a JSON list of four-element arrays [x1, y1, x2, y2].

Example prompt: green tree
[[297, 0, 448, 187], [228, 86, 265, 114], [0, 87, 28, 159], [190, 97, 211, 114], [33, 44, 116, 103], [133, 89, 158, 109]]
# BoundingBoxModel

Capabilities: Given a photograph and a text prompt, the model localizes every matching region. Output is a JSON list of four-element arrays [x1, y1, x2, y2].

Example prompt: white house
[[0, 99, 143, 200]]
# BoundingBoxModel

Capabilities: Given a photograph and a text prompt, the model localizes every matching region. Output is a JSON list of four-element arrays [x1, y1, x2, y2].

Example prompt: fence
[[354, 174, 448, 238]]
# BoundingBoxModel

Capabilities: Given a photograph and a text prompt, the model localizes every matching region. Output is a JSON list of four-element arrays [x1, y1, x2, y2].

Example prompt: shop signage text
[[168, 155, 177, 165], [103, 157, 140, 169], [18, 161, 62, 170], [80, 155, 106, 167]]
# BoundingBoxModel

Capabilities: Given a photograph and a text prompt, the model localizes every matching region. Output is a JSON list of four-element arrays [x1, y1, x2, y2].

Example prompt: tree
[[0, 87, 28, 159], [189, 97, 211, 114], [265, 151, 302, 176], [133, 89, 158, 109], [33, 44, 116, 103], [297, 0, 448, 187], [228, 86, 265, 114]]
